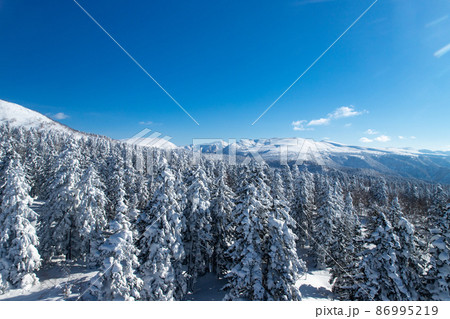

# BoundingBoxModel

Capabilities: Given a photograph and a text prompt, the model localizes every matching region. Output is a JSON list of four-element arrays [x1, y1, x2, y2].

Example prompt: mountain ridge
[[1, 99, 449, 184]]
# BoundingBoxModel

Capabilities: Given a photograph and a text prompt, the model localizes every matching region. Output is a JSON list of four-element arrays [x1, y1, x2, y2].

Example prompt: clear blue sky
[[0, 0, 449, 150]]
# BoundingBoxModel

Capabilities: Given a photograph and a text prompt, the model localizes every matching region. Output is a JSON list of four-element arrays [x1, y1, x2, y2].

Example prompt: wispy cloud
[[292, 120, 312, 131], [49, 112, 70, 120], [308, 118, 330, 126], [344, 123, 352, 127], [139, 121, 153, 125], [375, 135, 391, 142], [293, 105, 366, 131], [425, 15, 448, 28], [398, 135, 405, 140], [360, 137, 373, 143], [330, 106, 364, 119], [365, 129, 378, 135], [360, 134, 391, 143], [307, 105, 365, 126], [434, 43, 450, 58]]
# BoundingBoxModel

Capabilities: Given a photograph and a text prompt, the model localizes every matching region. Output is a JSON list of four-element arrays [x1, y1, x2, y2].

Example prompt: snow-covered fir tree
[[266, 171, 305, 300], [74, 165, 108, 263], [330, 192, 363, 299], [39, 144, 80, 261], [291, 168, 316, 247], [426, 202, 449, 300], [92, 211, 143, 301], [183, 164, 213, 291], [354, 212, 410, 301], [209, 164, 235, 275], [389, 197, 425, 300], [0, 154, 41, 290], [312, 177, 343, 268], [139, 160, 187, 300], [224, 163, 272, 300]]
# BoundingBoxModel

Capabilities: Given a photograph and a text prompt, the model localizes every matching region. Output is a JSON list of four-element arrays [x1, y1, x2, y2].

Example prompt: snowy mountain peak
[[0, 99, 70, 133]]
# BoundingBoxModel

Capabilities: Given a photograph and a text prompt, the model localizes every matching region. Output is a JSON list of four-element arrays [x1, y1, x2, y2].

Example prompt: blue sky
[[0, 0, 449, 149]]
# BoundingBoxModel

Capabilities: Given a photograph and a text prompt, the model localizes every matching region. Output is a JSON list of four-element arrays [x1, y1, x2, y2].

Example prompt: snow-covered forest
[[0, 122, 449, 301]]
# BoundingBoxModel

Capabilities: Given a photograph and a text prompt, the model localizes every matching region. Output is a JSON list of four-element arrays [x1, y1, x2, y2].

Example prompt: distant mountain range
[[1, 99, 449, 184]]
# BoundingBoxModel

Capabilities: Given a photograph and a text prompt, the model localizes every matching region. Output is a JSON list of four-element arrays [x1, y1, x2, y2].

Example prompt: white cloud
[[365, 129, 378, 135], [308, 118, 330, 126], [360, 137, 373, 143], [292, 120, 313, 131], [434, 43, 450, 58], [139, 121, 153, 125], [375, 135, 391, 142], [51, 112, 69, 120], [410, 136, 416, 140], [330, 106, 364, 119], [344, 123, 352, 127], [306, 105, 365, 128], [398, 136, 405, 140]]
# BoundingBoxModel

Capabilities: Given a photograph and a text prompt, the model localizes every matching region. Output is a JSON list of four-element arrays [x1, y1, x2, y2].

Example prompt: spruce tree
[[0, 155, 41, 290], [266, 171, 305, 300], [330, 192, 363, 300], [224, 164, 271, 300], [427, 203, 449, 300], [183, 164, 213, 291], [210, 165, 235, 275], [354, 212, 410, 300], [74, 165, 108, 263], [39, 145, 80, 261], [92, 211, 143, 300], [139, 161, 186, 300]]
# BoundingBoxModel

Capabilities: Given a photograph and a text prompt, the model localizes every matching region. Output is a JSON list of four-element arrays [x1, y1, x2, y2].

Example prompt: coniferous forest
[[0, 123, 449, 301]]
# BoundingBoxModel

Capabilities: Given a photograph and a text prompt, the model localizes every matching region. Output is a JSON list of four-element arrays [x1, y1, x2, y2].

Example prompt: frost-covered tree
[[0, 155, 41, 290], [39, 145, 80, 261], [330, 192, 363, 299], [92, 211, 143, 301], [139, 161, 186, 300], [224, 164, 271, 301], [312, 177, 343, 268], [354, 212, 410, 301], [266, 171, 305, 300], [370, 178, 389, 209], [281, 166, 294, 203], [210, 165, 235, 275], [426, 203, 449, 300], [183, 164, 213, 291], [291, 168, 316, 247], [388, 198, 424, 300], [74, 165, 108, 263]]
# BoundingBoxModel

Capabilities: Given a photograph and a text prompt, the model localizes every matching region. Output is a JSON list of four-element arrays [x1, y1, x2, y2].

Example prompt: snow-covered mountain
[[1, 99, 449, 183], [0, 99, 74, 134], [192, 138, 450, 184]]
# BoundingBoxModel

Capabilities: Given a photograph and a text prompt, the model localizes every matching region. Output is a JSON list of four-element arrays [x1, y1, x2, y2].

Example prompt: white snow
[[123, 137, 177, 149], [0, 99, 71, 133], [0, 262, 98, 301], [297, 269, 333, 300]]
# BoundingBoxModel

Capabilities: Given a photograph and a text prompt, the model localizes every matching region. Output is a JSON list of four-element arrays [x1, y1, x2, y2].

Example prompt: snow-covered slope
[[0, 99, 72, 133], [0, 99, 177, 149]]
